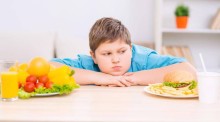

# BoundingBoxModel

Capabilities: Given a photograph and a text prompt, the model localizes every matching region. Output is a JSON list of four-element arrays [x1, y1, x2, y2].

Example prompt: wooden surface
[[0, 86, 220, 122]]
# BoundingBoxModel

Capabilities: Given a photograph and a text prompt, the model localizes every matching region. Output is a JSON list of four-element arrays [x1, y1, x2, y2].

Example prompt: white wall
[[164, 34, 220, 71], [0, 32, 55, 62], [0, 0, 219, 70], [0, 0, 154, 42], [160, 0, 220, 71]]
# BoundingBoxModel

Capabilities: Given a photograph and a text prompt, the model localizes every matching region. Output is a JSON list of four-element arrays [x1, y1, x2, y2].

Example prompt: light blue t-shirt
[[51, 44, 186, 72]]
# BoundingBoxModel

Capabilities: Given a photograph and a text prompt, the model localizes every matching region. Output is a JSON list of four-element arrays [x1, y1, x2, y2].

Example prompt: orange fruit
[[27, 57, 50, 77]]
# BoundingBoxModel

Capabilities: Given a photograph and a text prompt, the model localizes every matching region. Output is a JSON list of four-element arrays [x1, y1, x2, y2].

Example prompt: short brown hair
[[89, 17, 131, 52]]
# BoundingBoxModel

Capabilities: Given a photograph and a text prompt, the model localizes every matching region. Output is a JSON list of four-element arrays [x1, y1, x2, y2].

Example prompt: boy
[[51, 17, 196, 87]]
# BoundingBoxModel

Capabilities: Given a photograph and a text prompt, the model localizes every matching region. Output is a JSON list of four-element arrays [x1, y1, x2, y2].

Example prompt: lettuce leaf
[[163, 80, 197, 90], [18, 84, 80, 99], [189, 80, 197, 90], [18, 89, 35, 99], [163, 82, 189, 88], [34, 84, 79, 95]]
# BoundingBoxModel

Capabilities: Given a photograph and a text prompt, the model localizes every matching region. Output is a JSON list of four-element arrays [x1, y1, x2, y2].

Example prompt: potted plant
[[175, 4, 189, 29]]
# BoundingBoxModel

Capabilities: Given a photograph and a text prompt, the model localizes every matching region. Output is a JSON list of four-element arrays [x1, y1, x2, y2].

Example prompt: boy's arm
[[124, 62, 197, 86], [50, 62, 131, 86]]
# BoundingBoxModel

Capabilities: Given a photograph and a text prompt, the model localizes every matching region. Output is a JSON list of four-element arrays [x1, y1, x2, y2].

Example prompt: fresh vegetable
[[9, 57, 80, 99], [18, 89, 35, 99], [9, 63, 29, 85], [48, 65, 76, 86], [36, 82, 44, 88], [18, 84, 79, 99], [45, 81, 53, 89], [189, 80, 197, 90], [35, 84, 79, 95], [38, 75, 49, 83], [18, 70, 29, 85], [24, 82, 35, 93], [163, 80, 197, 90], [26, 75, 38, 83]]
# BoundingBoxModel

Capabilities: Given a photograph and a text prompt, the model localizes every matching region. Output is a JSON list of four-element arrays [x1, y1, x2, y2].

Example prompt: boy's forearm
[[71, 67, 108, 85], [135, 62, 197, 85]]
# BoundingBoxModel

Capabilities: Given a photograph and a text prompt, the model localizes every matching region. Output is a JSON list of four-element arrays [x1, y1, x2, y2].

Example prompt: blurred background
[[0, 0, 220, 71]]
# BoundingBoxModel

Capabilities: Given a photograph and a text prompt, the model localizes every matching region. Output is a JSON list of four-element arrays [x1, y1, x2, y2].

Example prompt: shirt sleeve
[[51, 58, 83, 68], [51, 55, 100, 71], [146, 52, 187, 69]]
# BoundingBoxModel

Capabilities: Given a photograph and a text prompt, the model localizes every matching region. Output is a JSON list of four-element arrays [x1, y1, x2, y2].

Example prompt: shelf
[[162, 28, 220, 34], [155, 0, 220, 70]]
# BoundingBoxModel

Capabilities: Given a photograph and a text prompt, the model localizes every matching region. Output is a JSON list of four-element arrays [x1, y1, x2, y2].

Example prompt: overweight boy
[[51, 17, 196, 87]]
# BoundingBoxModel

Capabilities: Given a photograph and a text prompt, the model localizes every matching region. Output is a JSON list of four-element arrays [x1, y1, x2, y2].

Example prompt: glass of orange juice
[[1, 71, 18, 101], [0, 60, 18, 101]]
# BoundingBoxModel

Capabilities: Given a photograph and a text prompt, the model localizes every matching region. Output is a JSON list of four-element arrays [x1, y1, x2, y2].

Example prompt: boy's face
[[90, 39, 132, 76]]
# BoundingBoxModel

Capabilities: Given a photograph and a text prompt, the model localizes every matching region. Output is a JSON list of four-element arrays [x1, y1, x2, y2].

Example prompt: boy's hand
[[95, 74, 132, 87], [123, 72, 139, 86]]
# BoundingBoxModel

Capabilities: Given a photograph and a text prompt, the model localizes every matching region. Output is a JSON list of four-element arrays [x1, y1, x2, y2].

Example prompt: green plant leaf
[[175, 4, 189, 16]]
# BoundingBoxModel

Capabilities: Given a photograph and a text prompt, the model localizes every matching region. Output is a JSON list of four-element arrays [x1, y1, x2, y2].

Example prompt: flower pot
[[176, 16, 188, 29]]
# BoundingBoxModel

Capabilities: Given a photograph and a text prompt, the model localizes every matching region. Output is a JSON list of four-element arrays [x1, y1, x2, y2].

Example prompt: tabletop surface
[[0, 86, 220, 122]]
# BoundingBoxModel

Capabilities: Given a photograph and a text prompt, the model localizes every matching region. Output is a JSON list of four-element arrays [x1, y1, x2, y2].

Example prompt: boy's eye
[[119, 50, 126, 54], [103, 53, 111, 56]]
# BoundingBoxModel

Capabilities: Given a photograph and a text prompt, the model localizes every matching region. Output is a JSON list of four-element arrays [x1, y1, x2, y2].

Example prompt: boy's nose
[[112, 56, 120, 63]]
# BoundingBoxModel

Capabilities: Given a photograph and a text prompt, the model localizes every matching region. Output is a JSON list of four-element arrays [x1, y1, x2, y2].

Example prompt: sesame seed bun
[[163, 70, 195, 83]]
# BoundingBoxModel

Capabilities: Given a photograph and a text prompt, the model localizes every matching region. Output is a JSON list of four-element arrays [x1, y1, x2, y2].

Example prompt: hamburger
[[163, 70, 197, 90]]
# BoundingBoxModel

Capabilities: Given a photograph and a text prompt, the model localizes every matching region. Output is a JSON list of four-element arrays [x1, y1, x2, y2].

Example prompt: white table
[[0, 86, 220, 122]]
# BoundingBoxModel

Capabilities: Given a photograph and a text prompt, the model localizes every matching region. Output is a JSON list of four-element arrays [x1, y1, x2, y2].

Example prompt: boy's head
[[89, 17, 131, 53], [89, 17, 132, 76]]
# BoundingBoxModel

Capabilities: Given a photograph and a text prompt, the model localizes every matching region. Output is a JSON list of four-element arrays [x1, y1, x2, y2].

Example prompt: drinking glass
[[197, 72, 220, 103], [0, 60, 18, 101]]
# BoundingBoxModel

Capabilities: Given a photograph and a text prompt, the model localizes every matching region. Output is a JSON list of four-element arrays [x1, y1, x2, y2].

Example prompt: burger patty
[[177, 83, 189, 88], [163, 80, 197, 90], [163, 82, 190, 88]]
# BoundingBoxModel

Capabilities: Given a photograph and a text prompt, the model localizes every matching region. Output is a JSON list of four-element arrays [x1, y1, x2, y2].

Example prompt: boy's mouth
[[112, 66, 121, 71]]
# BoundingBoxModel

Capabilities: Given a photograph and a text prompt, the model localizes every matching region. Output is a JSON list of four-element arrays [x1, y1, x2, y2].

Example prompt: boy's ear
[[90, 51, 97, 64]]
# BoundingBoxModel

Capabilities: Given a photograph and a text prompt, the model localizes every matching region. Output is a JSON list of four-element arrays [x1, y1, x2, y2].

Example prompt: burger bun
[[163, 70, 195, 83]]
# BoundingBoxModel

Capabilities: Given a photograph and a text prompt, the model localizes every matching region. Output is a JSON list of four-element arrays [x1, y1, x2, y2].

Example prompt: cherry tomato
[[38, 75, 49, 84], [26, 75, 38, 84], [24, 82, 35, 93], [45, 81, 53, 89], [36, 82, 44, 88]]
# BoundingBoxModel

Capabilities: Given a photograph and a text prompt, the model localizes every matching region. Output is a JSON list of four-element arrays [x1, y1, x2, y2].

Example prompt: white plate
[[144, 86, 198, 99], [34, 92, 59, 97]]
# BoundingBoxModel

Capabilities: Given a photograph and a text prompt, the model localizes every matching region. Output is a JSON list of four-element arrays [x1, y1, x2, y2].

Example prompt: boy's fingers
[[125, 76, 137, 86], [121, 81, 131, 87], [115, 81, 125, 87], [123, 72, 133, 76], [119, 78, 131, 87], [108, 85, 117, 87], [124, 76, 130, 81], [124, 76, 135, 84]]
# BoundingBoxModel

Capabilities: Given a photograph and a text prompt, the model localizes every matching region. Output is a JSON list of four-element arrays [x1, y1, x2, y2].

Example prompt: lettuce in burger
[[163, 70, 197, 90]]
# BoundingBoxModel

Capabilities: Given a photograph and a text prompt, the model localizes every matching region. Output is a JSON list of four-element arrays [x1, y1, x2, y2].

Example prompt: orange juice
[[1, 72, 18, 101]]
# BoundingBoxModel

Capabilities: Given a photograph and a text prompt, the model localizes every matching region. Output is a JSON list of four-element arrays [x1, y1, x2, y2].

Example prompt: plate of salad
[[9, 58, 80, 99]]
